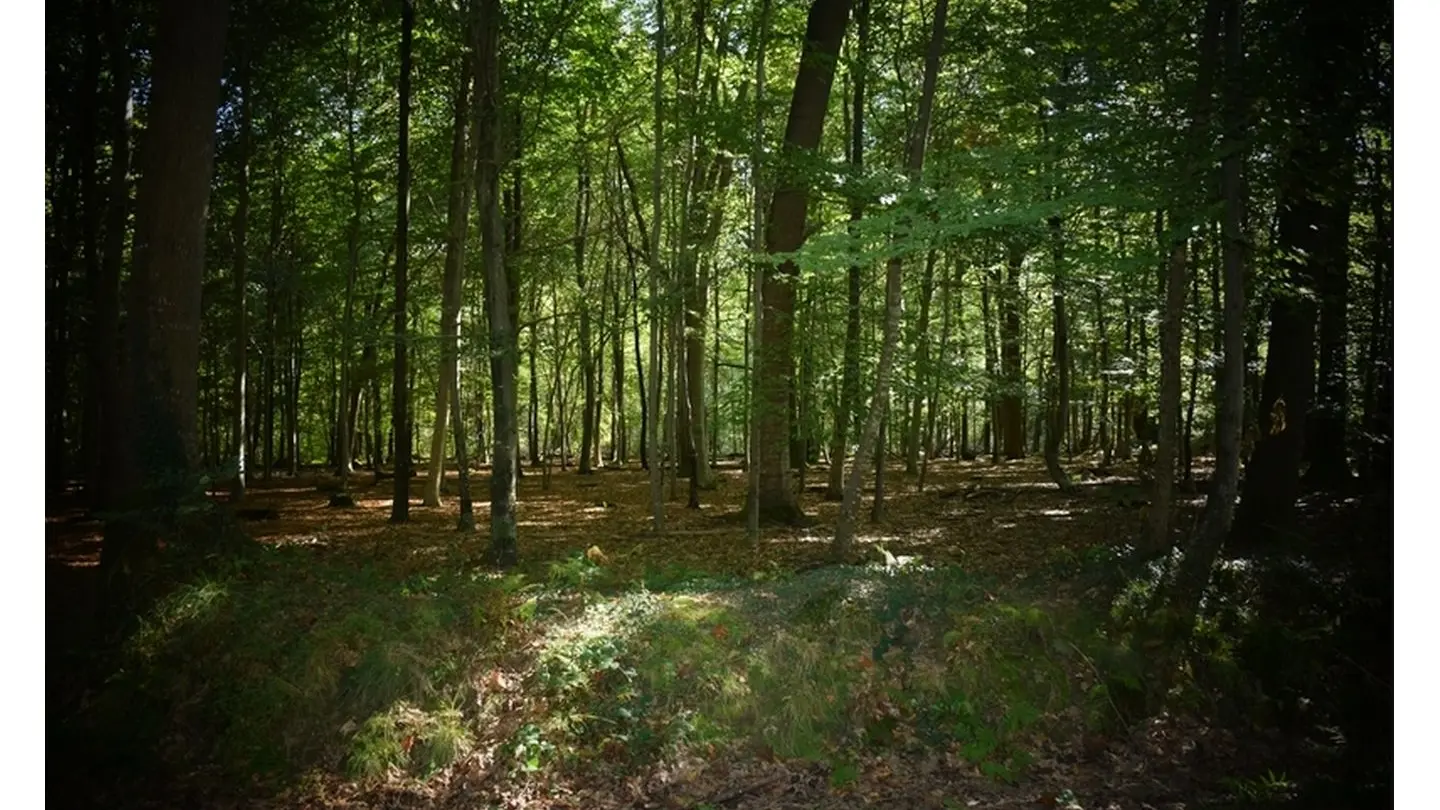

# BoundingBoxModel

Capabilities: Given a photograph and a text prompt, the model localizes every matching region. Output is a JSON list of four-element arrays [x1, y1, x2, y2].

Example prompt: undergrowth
[[58, 543, 509, 790]]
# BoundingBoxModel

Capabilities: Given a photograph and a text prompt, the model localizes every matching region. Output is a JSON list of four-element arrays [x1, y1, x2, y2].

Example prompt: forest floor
[[46, 457, 1359, 810]]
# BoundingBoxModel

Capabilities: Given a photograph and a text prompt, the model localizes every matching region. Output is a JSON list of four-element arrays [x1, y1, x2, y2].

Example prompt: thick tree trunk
[[100, 0, 230, 604], [834, 0, 945, 557], [1304, 167, 1354, 490], [752, 0, 852, 525], [1233, 0, 1359, 544]]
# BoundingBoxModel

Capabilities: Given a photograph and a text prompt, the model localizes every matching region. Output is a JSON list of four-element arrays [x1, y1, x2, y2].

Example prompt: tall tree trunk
[[100, 0, 230, 603], [73, 5, 103, 499], [87, 0, 131, 511], [576, 123, 596, 475], [1360, 141, 1391, 490], [1183, 238, 1203, 484], [1233, 0, 1358, 546], [426, 39, 477, 507], [1168, 0, 1245, 634], [1304, 162, 1354, 490], [906, 248, 938, 476], [477, 0, 516, 565], [1044, 214, 1075, 491], [611, 226, 627, 463], [230, 28, 252, 501], [826, 0, 869, 501], [647, 0, 668, 531], [752, 0, 852, 525], [999, 242, 1026, 458], [834, 0, 945, 557], [263, 151, 282, 481], [389, 0, 415, 522], [336, 31, 365, 492], [982, 265, 999, 462], [920, 252, 955, 490], [1145, 0, 1222, 554], [747, 0, 772, 546]]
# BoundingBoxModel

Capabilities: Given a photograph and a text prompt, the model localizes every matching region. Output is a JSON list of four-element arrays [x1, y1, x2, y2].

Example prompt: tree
[[1167, 0, 1247, 624], [425, 18, 478, 509], [647, 0, 667, 532], [1232, 0, 1362, 546], [834, 0, 947, 559], [750, 0, 852, 525], [1144, 0, 1222, 555], [100, 0, 231, 603], [477, 0, 517, 566], [389, 0, 415, 523], [826, 0, 870, 502]]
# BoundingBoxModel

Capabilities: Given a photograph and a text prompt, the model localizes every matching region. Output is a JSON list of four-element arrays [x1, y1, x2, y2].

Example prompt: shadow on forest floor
[[45, 457, 1391, 809]]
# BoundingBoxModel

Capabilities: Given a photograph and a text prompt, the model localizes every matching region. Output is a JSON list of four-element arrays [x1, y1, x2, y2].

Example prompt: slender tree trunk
[[920, 253, 954, 490], [87, 0, 131, 511], [752, 0, 852, 525], [1360, 142, 1391, 489], [834, 0, 945, 557], [1146, 0, 1222, 553], [426, 39, 477, 507], [747, 0, 771, 546], [647, 0, 667, 531], [1183, 240, 1202, 484], [1169, 0, 1246, 629], [827, 0, 869, 501], [230, 36, 253, 498], [1044, 214, 1075, 491], [263, 152, 282, 481], [870, 407, 887, 524], [1304, 163, 1354, 490], [1096, 283, 1111, 466], [999, 242, 1026, 458], [476, 0, 516, 565], [388, 0, 415, 522], [907, 248, 938, 476], [576, 112, 597, 475], [611, 228, 627, 463], [982, 265, 999, 463]]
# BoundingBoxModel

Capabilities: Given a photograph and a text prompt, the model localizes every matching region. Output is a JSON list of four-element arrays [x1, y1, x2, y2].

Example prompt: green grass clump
[[64, 545, 507, 785], [515, 564, 1121, 783]]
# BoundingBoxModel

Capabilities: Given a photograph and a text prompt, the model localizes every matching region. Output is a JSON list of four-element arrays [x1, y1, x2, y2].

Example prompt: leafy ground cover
[[45, 459, 1388, 809]]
